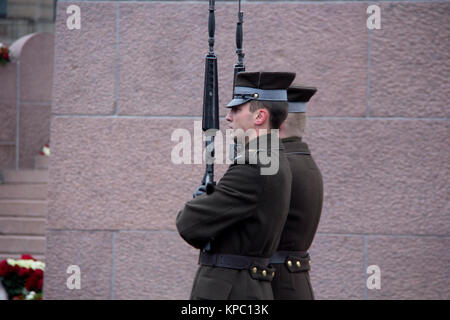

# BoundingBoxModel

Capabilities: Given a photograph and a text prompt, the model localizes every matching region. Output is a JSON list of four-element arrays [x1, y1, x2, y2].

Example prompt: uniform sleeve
[[176, 164, 265, 249]]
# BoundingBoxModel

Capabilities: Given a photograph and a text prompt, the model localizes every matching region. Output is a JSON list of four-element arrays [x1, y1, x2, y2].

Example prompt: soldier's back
[[271, 136, 323, 300]]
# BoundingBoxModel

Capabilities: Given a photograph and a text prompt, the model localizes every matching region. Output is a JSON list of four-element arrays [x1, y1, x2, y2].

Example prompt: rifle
[[233, 0, 245, 96], [201, 0, 219, 195], [229, 0, 245, 161]]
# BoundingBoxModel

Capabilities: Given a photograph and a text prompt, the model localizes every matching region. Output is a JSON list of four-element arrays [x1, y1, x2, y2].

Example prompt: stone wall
[[45, 1, 450, 299]]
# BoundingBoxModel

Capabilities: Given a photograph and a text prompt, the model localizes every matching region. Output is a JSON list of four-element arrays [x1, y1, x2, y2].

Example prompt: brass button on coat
[[287, 260, 292, 267], [252, 267, 258, 274], [262, 270, 267, 277], [296, 261, 301, 267]]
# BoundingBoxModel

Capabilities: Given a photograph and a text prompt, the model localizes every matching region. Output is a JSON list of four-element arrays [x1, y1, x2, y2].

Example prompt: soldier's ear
[[254, 108, 269, 126]]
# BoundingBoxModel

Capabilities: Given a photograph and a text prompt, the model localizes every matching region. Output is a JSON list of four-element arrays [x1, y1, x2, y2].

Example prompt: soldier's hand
[[193, 185, 207, 198]]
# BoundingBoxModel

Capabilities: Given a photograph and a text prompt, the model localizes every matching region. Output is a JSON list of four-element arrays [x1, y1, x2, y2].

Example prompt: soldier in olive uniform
[[270, 85, 324, 300], [176, 71, 295, 300]]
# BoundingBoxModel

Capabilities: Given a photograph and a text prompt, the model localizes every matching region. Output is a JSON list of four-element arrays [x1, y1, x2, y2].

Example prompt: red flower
[[0, 260, 9, 277], [25, 269, 44, 291], [11, 264, 20, 274], [34, 269, 44, 279], [3, 52, 8, 60], [37, 279, 43, 291], [18, 267, 31, 277], [21, 254, 36, 261], [25, 275, 38, 291]]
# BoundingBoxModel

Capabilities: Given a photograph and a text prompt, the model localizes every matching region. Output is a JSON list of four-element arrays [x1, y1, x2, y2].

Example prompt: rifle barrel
[[201, 0, 219, 194], [233, 0, 245, 97]]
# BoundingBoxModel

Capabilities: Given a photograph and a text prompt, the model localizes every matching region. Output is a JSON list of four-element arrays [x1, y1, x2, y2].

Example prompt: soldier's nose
[[226, 111, 232, 122]]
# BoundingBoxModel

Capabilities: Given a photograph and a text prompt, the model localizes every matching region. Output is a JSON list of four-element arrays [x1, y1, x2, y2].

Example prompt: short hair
[[249, 100, 288, 129], [281, 113, 307, 138]]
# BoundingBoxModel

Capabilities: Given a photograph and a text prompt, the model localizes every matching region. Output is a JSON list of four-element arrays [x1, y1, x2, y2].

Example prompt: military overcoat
[[176, 133, 292, 300], [271, 136, 323, 300]]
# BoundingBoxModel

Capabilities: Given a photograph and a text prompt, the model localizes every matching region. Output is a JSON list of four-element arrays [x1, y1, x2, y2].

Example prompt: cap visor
[[226, 98, 251, 108]]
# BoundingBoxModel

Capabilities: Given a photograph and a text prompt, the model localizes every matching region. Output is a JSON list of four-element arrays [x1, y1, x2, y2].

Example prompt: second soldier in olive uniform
[[271, 85, 324, 300], [176, 72, 295, 300]]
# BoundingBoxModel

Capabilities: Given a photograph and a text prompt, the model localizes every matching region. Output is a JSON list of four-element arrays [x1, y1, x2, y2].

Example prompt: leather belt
[[199, 252, 269, 269], [270, 251, 311, 273], [199, 252, 275, 281]]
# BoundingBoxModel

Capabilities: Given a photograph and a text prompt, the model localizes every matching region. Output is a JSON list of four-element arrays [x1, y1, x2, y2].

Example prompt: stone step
[[35, 155, 49, 169], [0, 199, 47, 217], [0, 169, 48, 184], [0, 235, 46, 254], [0, 253, 45, 263], [0, 183, 47, 200], [0, 217, 46, 235]]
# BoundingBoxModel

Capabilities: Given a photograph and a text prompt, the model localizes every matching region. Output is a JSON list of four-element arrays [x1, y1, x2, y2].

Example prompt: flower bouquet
[[40, 144, 50, 156], [0, 43, 11, 65], [0, 255, 44, 300]]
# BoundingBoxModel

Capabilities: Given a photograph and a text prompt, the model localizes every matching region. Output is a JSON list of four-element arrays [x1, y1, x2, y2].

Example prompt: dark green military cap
[[227, 71, 296, 108], [287, 85, 318, 113]]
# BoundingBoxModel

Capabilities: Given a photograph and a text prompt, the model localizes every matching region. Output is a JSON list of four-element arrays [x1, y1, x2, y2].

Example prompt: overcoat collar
[[281, 136, 310, 154]]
